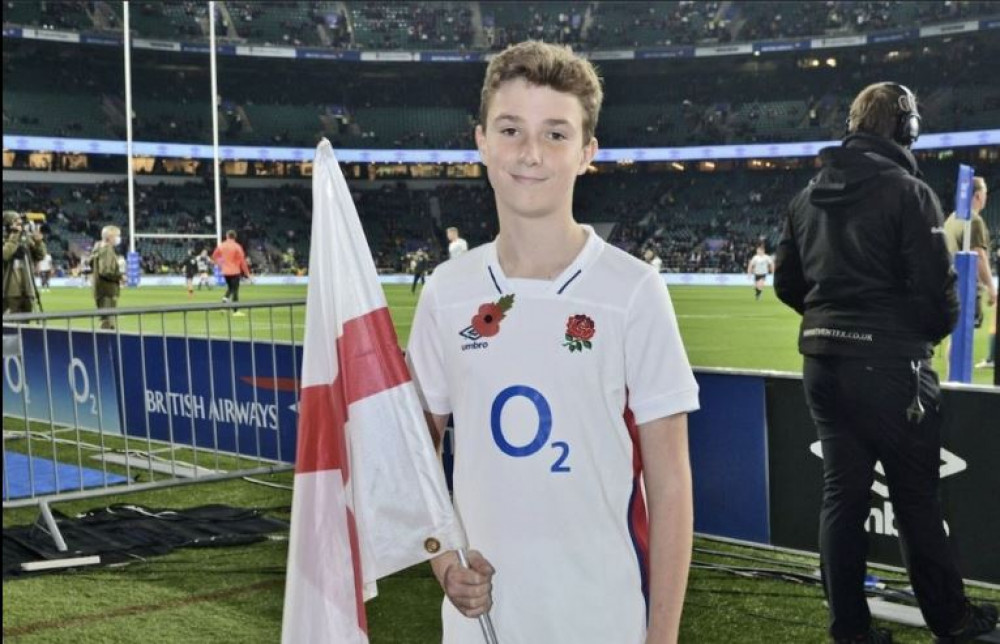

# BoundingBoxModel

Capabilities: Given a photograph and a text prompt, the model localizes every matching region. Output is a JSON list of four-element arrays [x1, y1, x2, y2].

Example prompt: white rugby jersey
[[449, 237, 469, 260], [749, 254, 773, 276], [407, 227, 699, 644]]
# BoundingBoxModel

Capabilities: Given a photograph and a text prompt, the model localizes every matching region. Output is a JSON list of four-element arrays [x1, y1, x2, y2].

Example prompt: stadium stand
[[584, 1, 731, 49], [5, 159, 996, 276], [481, 2, 584, 50], [227, 1, 328, 47], [349, 1, 475, 50], [4, 31, 997, 149], [2, 2, 997, 277], [5, 1, 997, 50]]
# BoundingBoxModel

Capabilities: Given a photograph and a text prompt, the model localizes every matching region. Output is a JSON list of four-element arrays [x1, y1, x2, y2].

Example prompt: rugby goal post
[[121, 1, 225, 286]]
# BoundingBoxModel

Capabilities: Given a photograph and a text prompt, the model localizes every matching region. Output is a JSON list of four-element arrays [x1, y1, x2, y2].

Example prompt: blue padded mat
[[3, 452, 128, 500]]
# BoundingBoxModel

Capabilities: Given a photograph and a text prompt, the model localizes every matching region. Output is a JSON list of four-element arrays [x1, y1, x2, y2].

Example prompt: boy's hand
[[432, 550, 495, 618]]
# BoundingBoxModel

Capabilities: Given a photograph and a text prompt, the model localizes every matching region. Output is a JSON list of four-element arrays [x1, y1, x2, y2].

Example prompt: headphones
[[845, 82, 922, 147]]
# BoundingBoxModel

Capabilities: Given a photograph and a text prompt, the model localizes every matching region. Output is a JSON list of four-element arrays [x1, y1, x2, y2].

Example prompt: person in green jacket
[[3, 210, 47, 315], [91, 225, 123, 329]]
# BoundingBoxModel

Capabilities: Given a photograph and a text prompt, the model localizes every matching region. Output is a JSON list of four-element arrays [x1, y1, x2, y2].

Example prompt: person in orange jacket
[[212, 230, 251, 316]]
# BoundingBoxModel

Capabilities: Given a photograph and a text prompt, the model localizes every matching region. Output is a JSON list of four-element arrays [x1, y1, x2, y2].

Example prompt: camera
[[3, 213, 40, 247]]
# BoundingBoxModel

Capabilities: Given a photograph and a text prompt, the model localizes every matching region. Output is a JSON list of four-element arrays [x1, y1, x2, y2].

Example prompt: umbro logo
[[459, 326, 488, 351]]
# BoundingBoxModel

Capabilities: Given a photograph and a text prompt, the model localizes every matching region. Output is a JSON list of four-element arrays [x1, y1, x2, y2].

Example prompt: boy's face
[[476, 78, 597, 221]]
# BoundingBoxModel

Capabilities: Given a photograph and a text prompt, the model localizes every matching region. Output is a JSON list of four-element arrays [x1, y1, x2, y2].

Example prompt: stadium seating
[[3, 1, 998, 50], [106, 1, 208, 40], [230, 1, 328, 47], [585, 1, 730, 49], [482, 1, 584, 50], [349, 2, 474, 50]]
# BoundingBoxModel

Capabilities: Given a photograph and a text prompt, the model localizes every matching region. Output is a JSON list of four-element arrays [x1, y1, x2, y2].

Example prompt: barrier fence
[[4, 304, 997, 585], [2, 299, 304, 551]]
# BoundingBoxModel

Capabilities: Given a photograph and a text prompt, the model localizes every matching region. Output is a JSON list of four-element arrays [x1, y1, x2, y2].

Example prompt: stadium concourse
[[3, 1, 1000, 642]]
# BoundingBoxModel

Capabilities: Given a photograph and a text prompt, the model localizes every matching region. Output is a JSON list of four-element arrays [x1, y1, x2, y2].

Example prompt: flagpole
[[457, 548, 500, 644]]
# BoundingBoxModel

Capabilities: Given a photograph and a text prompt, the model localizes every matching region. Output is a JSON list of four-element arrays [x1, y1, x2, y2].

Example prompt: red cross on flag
[[282, 140, 464, 643]]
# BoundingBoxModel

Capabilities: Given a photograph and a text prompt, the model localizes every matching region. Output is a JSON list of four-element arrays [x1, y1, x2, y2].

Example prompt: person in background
[[196, 249, 213, 290], [977, 245, 999, 369], [644, 247, 663, 272], [747, 244, 773, 301], [446, 226, 468, 260], [411, 247, 430, 293], [213, 230, 251, 316], [941, 177, 996, 376], [2, 210, 46, 314], [91, 225, 123, 329], [774, 81, 996, 644], [36, 250, 53, 293], [183, 248, 199, 298], [942, 177, 996, 328]]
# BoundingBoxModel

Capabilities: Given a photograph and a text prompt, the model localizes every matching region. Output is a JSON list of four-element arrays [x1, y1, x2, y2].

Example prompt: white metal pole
[[209, 0, 223, 244], [123, 1, 136, 255]]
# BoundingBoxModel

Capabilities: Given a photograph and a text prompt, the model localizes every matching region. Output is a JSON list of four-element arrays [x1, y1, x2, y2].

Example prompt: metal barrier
[[2, 299, 304, 551]]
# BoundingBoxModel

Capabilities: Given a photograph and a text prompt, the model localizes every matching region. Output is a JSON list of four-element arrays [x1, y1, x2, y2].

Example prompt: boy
[[407, 41, 699, 644]]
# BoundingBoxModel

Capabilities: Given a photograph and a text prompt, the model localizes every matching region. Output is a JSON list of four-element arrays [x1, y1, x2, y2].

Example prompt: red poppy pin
[[563, 314, 595, 353], [461, 294, 515, 340]]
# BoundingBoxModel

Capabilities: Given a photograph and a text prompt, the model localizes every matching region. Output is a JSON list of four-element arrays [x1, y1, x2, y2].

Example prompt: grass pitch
[[3, 283, 997, 643], [20, 282, 996, 385]]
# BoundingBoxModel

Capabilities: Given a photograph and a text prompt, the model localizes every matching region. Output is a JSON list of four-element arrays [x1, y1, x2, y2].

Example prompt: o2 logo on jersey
[[490, 385, 570, 473]]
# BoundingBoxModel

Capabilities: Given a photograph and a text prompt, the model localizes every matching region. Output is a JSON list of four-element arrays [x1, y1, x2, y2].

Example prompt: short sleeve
[[971, 216, 988, 251], [406, 279, 452, 415], [624, 272, 700, 425]]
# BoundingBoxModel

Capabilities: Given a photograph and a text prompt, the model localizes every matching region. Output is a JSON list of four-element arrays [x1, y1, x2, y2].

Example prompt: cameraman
[[3, 210, 47, 315], [774, 83, 996, 643]]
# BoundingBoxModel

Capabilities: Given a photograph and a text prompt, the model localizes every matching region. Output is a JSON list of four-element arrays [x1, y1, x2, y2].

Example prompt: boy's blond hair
[[479, 40, 603, 144]]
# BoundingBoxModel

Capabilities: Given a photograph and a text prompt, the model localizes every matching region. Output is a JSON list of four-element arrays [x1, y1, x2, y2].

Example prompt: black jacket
[[774, 133, 958, 359]]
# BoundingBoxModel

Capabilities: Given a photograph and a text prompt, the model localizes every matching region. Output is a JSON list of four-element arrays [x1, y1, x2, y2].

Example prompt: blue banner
[[688, 373, 770, 543], [753, 39, 810, 53], [955, 163, 974, 221], [80, 34, 122, 46], [117, 334, 301, 463], [636, 46, 696, 59], [296, 48, 361, 61], [418, 51, 485, 62], [126, 251, 141, 287], [949, 252, 978, 383], [866, 28, 920, 44], [2, 326, 122, 433]]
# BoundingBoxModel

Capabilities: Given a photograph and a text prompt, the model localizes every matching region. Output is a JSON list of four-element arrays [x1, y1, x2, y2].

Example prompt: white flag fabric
[[282, 140, 465, 644]]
